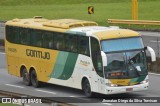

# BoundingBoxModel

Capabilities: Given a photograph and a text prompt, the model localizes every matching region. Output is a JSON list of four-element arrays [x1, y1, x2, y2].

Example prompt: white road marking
[[75, 97, 90, 101], [5, 84, 24, 88], [36, 89, 56, 95], [69, 96, 76, 97], [0, 52, 5, 54], [149, 72, 160, 76], [102, 103, 112, 105]]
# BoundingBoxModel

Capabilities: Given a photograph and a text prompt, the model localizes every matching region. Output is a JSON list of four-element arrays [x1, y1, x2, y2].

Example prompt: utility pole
[[132, 0, 138, 20]]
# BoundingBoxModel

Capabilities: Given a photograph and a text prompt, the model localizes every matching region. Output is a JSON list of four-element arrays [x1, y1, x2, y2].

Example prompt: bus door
[[91, 37, 105, 93]]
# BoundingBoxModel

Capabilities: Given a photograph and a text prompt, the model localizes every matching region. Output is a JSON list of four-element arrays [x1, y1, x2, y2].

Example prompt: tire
[[30, 70, 40, 88], [22, 68, 31, 86], [83, 79, 94, 97]]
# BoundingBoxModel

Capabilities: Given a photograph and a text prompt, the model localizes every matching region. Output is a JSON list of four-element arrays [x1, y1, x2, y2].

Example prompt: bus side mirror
[[145, 46, 156, 62], [101, 51, 107, 66]]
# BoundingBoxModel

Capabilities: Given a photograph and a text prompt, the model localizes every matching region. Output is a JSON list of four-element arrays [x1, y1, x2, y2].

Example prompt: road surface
[[0, 25, 160, 106], [0, 53, 160, 106]]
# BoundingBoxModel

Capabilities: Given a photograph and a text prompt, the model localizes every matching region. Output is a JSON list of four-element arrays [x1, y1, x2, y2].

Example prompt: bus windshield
[[101, 37, 144, 53], [101, 37, 147, 79]]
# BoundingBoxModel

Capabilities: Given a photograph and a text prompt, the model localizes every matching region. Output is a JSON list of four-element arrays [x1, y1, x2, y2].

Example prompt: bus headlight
[[106, 83, 118, 87]]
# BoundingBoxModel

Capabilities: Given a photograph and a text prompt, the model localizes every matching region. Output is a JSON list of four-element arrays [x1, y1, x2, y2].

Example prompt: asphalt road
[[0, 53, 160, 106], [0, 25, 160, 106], [0, 27, 4, 39]]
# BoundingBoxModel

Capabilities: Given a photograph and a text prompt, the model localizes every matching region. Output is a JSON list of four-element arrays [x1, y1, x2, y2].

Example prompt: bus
[[5, 17, 156, 97]]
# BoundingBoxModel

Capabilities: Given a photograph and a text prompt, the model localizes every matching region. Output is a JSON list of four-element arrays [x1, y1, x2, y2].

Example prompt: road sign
[[88, 6, 94, 14]]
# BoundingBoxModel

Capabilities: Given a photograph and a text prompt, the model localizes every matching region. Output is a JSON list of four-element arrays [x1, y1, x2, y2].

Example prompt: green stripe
[[130, 75, 147, 83], [136, 75, 146, 82], [130, 77, 139, 83], [50, 52, 78, 80], [58, 52, 78, 80], [50, 52, 69, 78]]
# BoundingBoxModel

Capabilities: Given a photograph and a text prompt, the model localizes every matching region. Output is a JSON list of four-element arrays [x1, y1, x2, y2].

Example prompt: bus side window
[[54, 33, 65, 50], [20, 28, 30, 45], [65, 34, 78, 53], [42, 31, 53, 49], [30, 29, 42, 47], [6, 26, 12, 43], [78, 36, 89, 56], [91, 37, 103, 77], [65, 34, 71, 51], [6, 26, 20, 44], [70, 36, 78, 52]]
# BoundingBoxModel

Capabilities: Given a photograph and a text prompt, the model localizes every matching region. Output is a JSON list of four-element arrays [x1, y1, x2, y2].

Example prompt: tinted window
[[91, 37, 103, 77], [78, 36, 89, 56], [6, 26, 20, 43], [101, 37, 144, 53], [19, 28, 30, 45], [30, 29, 42, 47], [54, 33, 65, 50], [6, 26, 90, 56], [42, 31, 54, 49], [65, 35, 78, 52]]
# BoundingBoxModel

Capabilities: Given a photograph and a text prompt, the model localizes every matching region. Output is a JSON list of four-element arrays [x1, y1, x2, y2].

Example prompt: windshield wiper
[[128, 57, 140, 76]]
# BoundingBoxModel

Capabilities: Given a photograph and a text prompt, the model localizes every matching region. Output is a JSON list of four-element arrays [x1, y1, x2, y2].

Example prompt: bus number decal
[[8, 48, 17, 53]]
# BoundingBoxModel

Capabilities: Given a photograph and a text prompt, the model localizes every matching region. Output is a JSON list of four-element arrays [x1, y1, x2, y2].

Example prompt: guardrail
[[108, 19, 160, 26]]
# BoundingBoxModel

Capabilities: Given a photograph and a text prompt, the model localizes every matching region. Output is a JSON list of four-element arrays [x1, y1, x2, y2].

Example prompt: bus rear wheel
[[30, 70, 40, 88], [83, 79, 94, 97], [22, 68, 31, 86]]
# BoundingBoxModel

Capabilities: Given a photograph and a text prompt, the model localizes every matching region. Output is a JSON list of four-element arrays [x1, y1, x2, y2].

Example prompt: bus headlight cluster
[[106, 83, 118, 87]]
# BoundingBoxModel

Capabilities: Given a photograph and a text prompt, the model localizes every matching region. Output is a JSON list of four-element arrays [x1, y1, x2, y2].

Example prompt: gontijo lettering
[[26, 49, 50, 60]]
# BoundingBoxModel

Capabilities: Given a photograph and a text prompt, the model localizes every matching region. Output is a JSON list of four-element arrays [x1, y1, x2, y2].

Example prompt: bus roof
[[68, 26, 140, 40], [93, 29, 140, 40], [6, 17, 140, 40], [5, 17, 98, 32]]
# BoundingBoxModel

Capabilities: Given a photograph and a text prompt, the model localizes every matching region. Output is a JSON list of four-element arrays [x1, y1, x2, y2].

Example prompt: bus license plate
[[126, 88, 133, 91]]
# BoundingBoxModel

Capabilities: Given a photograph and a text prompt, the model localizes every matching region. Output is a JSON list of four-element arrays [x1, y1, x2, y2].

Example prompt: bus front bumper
[[105, 82, 149, 94]]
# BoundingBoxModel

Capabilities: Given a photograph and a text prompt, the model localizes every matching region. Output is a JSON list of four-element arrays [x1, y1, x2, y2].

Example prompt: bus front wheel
[[83, 79, 94, 97], [22, 68, 31, 86], [30, 70, 40, 88]]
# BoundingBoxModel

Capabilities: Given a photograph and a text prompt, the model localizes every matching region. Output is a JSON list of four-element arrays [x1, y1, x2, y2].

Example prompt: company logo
[[26, 49, 50, 60], [79, 60, 90, 67]]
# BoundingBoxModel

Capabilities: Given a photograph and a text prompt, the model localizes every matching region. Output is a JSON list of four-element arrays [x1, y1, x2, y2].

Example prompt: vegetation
[[0, 104, 18, 106], [0, 0, 159, 29]]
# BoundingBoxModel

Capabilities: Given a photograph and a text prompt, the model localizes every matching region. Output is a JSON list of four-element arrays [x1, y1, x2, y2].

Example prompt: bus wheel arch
[[20, 65, 31, 86], [20, 65, 26, 77], [81, 77, 94, 97]]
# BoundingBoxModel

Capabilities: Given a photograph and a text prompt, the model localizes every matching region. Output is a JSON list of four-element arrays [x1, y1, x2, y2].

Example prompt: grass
[[0, 0, 160, 29], [0, 104, 18, 106]]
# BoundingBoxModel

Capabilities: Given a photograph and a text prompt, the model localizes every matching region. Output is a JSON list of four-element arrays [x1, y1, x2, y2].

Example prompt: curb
[[149, 72, 160, 76]]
